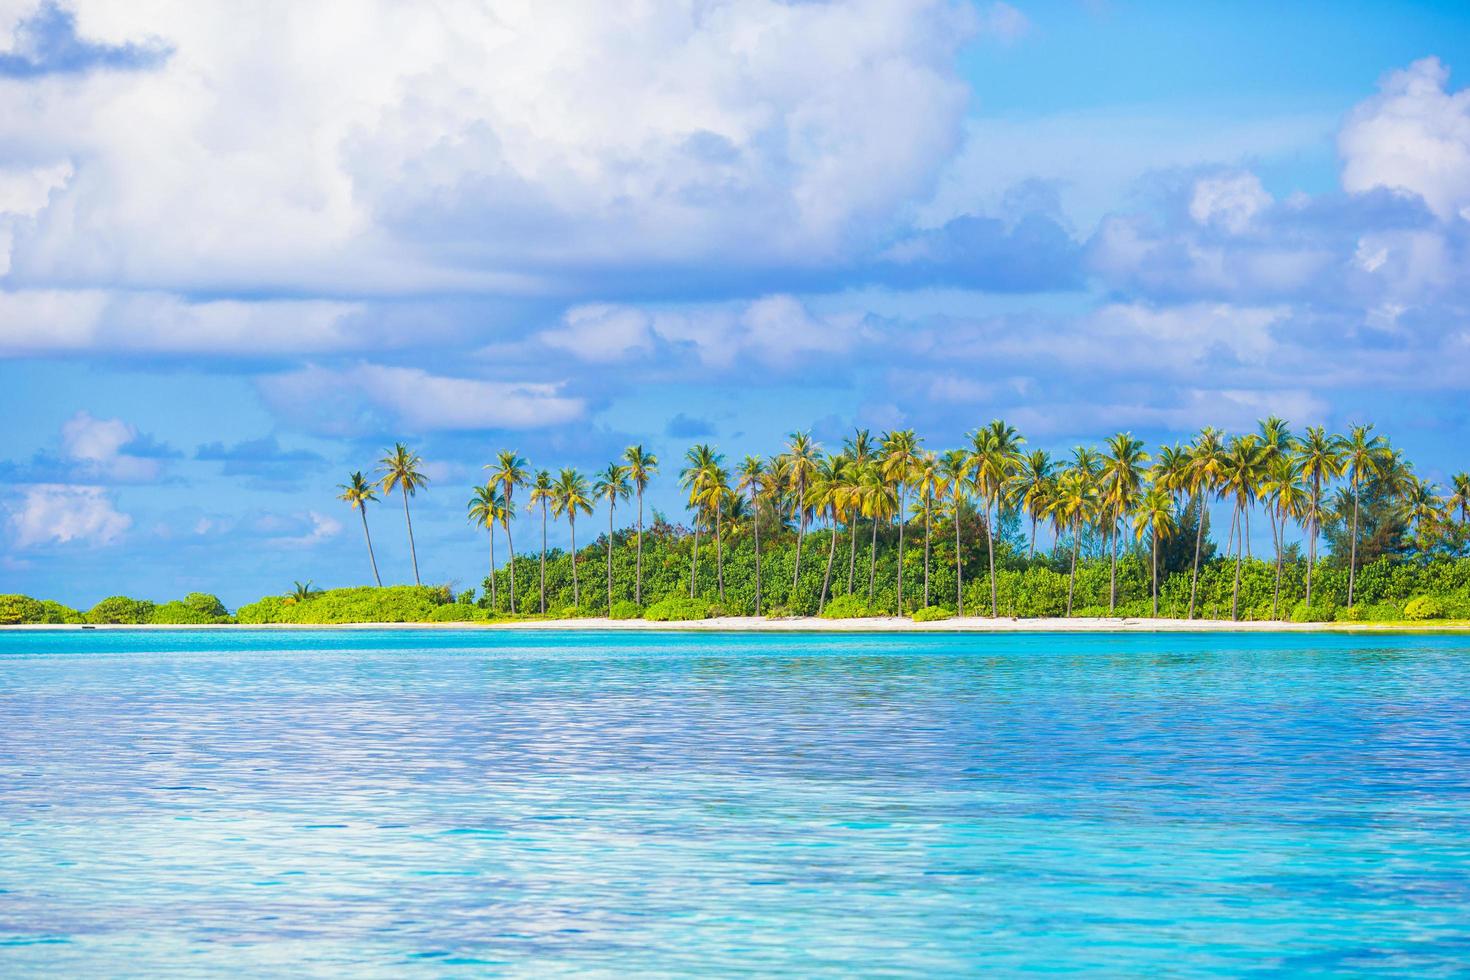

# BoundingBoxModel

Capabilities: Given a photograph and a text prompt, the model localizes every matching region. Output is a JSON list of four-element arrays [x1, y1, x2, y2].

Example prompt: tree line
[[336, 421, 1470, 620]]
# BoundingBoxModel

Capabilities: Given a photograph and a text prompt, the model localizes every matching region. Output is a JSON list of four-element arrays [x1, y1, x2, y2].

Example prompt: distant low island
[[5, 419, 1468, 628]]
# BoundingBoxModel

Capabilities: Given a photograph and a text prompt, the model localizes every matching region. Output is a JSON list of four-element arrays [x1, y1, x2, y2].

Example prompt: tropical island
[[4, 418, 1467, 629]]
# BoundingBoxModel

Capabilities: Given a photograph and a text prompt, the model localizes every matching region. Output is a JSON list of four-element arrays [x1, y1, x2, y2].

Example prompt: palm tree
[[970, 420, 1024, 616], [785, 432, 820, 603], [1342, 423, 1390, 608], [680, 444, 722, 599], [337, 471, 382, 587], [552, 468, 593, 607], [1100, 432, 1148, 615], [1011, 450, 1054, 559], [528, 470, 555, 614], [1184, 428, 1224, 618], [467, 483, 506, 611], [1218, 435, 1266, 620], [486, 451, 529, 614], [286, 580, 321, 604], [842, 429, 877, 595], [698, 464, 732, 603], [1132, 485, 1176, 617], [860, 460, 895, 607], [1296, 426, 1345, 608], [737, 456, 767, 614], [1051, 459, 1096, 616], [810, 454, 852, 611], [912, 450, 942, 608], [1261, 455, 1308, 619], [881, 429, 921, 613], [592, 463, 631, 611], [623, 445, 659, 605], [378, 443, 429, 586], [939, 449, 971, 614], [1449, 473, 1470, 525]]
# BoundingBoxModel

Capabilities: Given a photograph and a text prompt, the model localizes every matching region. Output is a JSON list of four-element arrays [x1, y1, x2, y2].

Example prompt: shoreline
[[5, 615, 1468, 634]]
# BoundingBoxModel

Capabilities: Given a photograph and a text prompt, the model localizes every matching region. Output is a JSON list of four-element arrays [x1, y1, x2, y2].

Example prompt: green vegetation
[[912, 606, 954, 622]]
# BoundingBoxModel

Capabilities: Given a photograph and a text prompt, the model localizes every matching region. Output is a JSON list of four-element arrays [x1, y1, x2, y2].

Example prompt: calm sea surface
[[2, 629, 1469, 976]]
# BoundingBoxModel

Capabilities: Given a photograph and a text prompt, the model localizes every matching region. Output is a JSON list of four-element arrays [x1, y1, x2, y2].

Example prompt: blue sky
[[2, 0, 1470, 607]]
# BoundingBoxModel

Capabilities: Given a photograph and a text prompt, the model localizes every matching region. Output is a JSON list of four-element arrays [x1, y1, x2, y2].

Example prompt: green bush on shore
[[236, 585, 452, 624], [644, 597, 714, 621], [820, 595, 871, 619], [912, 605, 954, 622], [609, 600, 642, 620]]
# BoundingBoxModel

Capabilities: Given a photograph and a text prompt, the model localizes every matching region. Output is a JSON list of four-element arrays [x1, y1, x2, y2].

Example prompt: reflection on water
[[2, 629, 1469, 975]]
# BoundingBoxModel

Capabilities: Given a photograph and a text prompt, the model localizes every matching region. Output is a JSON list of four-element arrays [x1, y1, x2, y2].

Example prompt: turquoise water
[[2, 630, 1469, 975]]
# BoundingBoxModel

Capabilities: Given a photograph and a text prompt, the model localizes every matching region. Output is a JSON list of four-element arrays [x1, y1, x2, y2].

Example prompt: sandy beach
[[7, 616, 1468, 633]]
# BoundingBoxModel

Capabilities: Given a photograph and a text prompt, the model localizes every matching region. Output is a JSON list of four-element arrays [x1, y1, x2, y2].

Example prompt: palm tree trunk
[[569, 516, 579, 607], [360, 508, 382, 587], [847, 517, 858, 595], [539, 501, 548, 614], [1231, 502, 1243, 621], [955, 505, 963, 615], [1269, 507, 1282, 620], [923, 491, 931, 608], [987, 493, 999, 617], [504, 490, 517, 614], [635, 487, 644, 606], [752, 492, 762, 615], [1151, 530, 1159, 617], [690, 522, 700, 599], [402, 488, 420, 586], [896, 486, 907, 614], [606, 504, 615, 611], [715, 501, 725, 602], [1305, 477, 1319, 608], [488, 528, 498, 612], [820, 516, 839, 610], [867, 516, 878, 606], [1067, 518, 1080, 616], [792, 477, 806, 594], [1028, 514, 1037, 560], [1108, 516, 1118, 615], [1188, 489, 1204, 619], [1348, 478, 1362, 608]]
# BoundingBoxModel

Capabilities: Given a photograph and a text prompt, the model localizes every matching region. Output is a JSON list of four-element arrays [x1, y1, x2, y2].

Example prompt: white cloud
[[1340, 57, 1470, 221], [977, 2, 1029, 43], [258, 363, 586, 434], [8, 483, 131, 547], [60, 410, 159, 481], [269, 510, 341, 549], [1189, 172, 1271, 233]]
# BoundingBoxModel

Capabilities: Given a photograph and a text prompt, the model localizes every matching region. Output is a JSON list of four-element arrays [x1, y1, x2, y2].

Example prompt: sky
[[2, 0, 1470, 608]]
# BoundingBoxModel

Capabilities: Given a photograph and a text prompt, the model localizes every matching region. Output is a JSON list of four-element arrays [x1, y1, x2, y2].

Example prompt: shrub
[[235, 586, 450, 624], [763, 605, 794, 619], [0, 594, 45, 625], [150, 601, 216, 625], [38, 600, 86, 624], [87, 596, 156, 625], [644, 597, 714, 621], [609, 600, 642, 620], [426, 604, 488, 623], [1403, 596, 1446, 621], [820, 594, 872, 619], [182, 592, 229, 619], [1336, 605, 1365, 622], [912, 605, 953, 622], [555, 605, 588, 619]]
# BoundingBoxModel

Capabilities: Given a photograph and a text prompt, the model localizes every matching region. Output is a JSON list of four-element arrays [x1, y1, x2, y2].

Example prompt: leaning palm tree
[[1011, 449, 1054, 559], [912, 450, 942, 608], [623, 445, 659, 605], [552, 468, 594, 607], [337, 471, 382, 587], [1100, 433, 1149, 614], [1295, 426, 1345, 609], [842, 429, 877, 594], [971, 420, 1024, 616], [1132, 485, 1176, 617], [736, 456, 767, 615], [810, 454, 851, 611], [527, 470, 555, 614], [784, 432, 820, 602], [378, 443, 429, 586], [939, 448, 971, 614], [1342, 423, 1390, 608], [1184, 428, 1225, 618], [881, 430, 921, 613], [592, 463, 631, 611], [467, 483, 507, 611], [486, 451, 529, 614]]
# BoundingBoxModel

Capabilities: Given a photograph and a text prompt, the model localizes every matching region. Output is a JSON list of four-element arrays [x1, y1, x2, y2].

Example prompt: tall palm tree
[[810, 454, 852, 611], [1342, 423, 1390, 608], [1184, 428, 1224, 618], [680, 444, 722, 599], [1100, 432, 1148, 614], [939, 449, 971, 614], [1295, 426, 1345, 608], [699, 464, 732, 602], [912, 450, 942, 608], [1011, 450, 1054, 559], [552, 468, 593, 607], [1218, 435, 1266, 620], [467, 483, 506, 610], [378, 443, 429, 586], [592, 463, 631, 611], [1051, 459, 1096, 616], [623, 445, 659, 605], [528, 470, 555, 614], [1132, 484, 1176, 617], [337, 471, 382, 587], [842, 429, 877, 595], [860, 460, 895, 607], [1449, 473, 1470, 525], [737, 456, 767, 614], [881, 429, 921, 613], [1261, 455, 1308, 619], [969, 420, 1024, 617], [785, 432, 820, 602], [486, 451, 529, 614]]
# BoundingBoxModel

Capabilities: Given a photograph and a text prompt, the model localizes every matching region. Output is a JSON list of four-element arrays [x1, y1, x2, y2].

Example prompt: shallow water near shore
[[2, 629, 1469, 975]]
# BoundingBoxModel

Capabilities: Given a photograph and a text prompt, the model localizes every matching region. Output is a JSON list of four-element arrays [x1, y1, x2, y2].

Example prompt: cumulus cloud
[[1340, 57, 1470, 221], [0, 1, 169, 78], [8, 483, 130, 547], [257, 363, 586, 436]]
